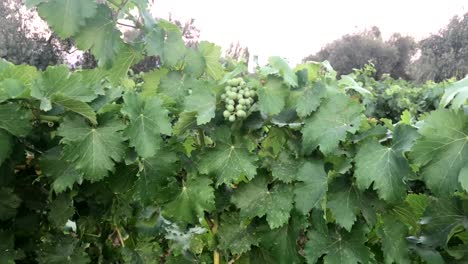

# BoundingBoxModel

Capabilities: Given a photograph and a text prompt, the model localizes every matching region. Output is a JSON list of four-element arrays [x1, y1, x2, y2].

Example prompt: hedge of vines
[[1, 0, 467, 263]]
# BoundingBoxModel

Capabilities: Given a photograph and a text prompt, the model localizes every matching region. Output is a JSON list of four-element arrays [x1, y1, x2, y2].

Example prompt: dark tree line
[[304, 14, 468, 82]]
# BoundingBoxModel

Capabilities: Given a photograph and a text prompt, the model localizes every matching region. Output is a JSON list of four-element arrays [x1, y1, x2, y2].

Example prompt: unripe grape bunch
[[221, 77, 256, 122]]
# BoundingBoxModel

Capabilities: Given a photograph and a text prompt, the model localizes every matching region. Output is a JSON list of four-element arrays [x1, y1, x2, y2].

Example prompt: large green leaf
[[439, 77, 468, 109], [217, 212, 260, 255], [377, 214, 410, 264], [410, 109, 468, 196], [268, 56, 298, 87], [183, 80, 216, 125], [270, 152, 301, 183], [47, 194, 75, 229], [305, 223, 375, 264], [37, 0, 97, 38], [295, 82, 327, 118], [163, 175, 215, 224], [327, 178, 362, 231], [0, 104, 31, 137], [57, 116, 126, 182], [40, 148, 84, 193], [198, 127, 257, 186], [294, 160, 328, 215], [159, 71, 187, 104], [31, 66, 98, 111], [198, 41, 224, 80], [258, 76, 289, 116], [259, 211, 307, 264], [52, 94, 97, 125], [75, 5, 123, 67], [36, 234, 90, 264], [136, 151, 179, 205], [302, 93, 363, 154], [122, 93, 172, 158], [232, 176, 294, 229], [354, 124, 418, 202]]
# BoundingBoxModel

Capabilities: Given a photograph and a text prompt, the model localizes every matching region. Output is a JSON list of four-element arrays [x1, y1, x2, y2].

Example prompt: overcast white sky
[[152, 0, 467, 66]]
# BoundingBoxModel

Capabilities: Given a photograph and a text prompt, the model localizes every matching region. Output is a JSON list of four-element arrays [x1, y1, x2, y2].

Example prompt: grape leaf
[[268, 56, 298, 87], [47, 194, 75, 229], [419, 197, 467, 247], [36, 234, 90, 264], [0, 188, 21, 221], [122, 93, 172, 158], [159, 71, 187, 104], [271, 152, 301, 183], [217, 212, 260, 255], [198, 41, 223, 80], [295, 81, 327, 118], [183, 48, 205, 78], [231, 176, 294, 229], [393, 193, 429, 231], [0, 130, 12, 166], [354, 125, 418, 202], [377, 214, 410, 264], [75, 5, 124, 67], [0, 79, 27, 103], [327, 178, 361, 231], [163, 175, 215, 224], [142, 68, 168, 97], [302, 93, 363, 154], [439, 76, 468, 109], [57, 116, 126, 182], [258, 76, 289, 116], [259, 211, 307, 264], [0, 104, 31, 137], [410, 109, 468, 196], [304, 223, 374, 264], [163, 31, 187, 67], [106, 45, 142, 85], [52, 94, 97, 125], [136, 151, 179, 205], [37, 0, 97, 38], [198, 127, 257, 186], [294, 160, 328, 215], [183, 81, 216, 125], [121, 238, 162, 264], [40, 148, 83, 193], [31, 66, 97, 111], [173, 111, 197, 136]]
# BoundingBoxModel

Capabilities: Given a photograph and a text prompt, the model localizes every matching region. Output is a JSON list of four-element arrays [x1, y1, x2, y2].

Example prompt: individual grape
[[225, 86, 231, 92], [237, 94, 243, 100], [221, 94, 226, 100], [229, 93, 237, 100], [228, 99, 235, 105], [227, 105, 235, 112], [229, 115, 236, 122], [239, 98, 246, 105], [236, 110, 246, 117], [223, 110, 231, 118], [231, 87, 238, 93], [238, 89, 244, 95], [236, 104, 244, 110]]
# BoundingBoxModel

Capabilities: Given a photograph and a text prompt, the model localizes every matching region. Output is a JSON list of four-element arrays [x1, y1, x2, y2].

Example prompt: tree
[[412, 13, 468, 82], [304, 27, 416, 80], [0, 0, 64, 69]]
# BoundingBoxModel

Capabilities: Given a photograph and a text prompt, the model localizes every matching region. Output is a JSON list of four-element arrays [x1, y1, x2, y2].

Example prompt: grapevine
[[0, 1, 466, 264]]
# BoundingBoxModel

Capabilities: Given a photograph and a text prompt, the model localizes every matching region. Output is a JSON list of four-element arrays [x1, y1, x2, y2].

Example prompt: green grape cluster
[[221, 77, 256, 122]]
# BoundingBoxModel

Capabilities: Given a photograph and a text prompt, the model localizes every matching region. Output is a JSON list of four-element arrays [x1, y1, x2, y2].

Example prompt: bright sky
[[152, 0, 467, 66]]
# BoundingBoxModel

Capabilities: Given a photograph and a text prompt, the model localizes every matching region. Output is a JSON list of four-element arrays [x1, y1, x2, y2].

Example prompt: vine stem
[[197, 128, 205, 147], [115, 227, 125, 248], [39, 115, 61, 122]]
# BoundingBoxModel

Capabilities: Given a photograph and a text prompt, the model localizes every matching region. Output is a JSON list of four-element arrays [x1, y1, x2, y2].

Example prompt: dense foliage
[[303, 27, 417, 80], [0, 1, 467, 264]]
